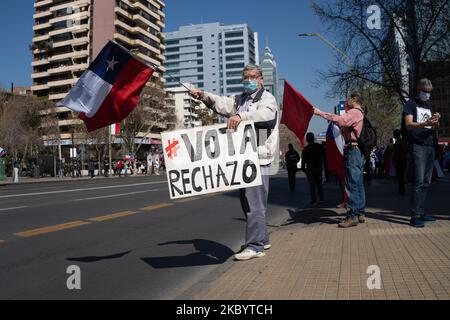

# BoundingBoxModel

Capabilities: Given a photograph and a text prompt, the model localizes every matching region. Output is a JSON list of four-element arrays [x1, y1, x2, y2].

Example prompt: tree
[[119, 80, 176, 157], [312, 0, 450, 103], [193, 100, 219, 126], [0, 91, 54, 174]]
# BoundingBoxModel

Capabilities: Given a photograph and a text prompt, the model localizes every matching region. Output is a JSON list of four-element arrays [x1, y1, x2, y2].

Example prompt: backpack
[[352, 109, 377, 157]]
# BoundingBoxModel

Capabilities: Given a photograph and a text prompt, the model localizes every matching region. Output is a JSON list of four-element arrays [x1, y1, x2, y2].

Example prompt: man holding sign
[[191, 65, 279, 261]]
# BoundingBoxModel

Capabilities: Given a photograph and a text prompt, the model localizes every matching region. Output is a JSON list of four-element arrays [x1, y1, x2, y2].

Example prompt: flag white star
[[107, 57, 119, 72]]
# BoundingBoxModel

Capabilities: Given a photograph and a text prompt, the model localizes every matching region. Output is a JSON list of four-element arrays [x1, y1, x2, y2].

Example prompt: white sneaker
[[234, 248, 265, 261], [239, 244, 271, 251]]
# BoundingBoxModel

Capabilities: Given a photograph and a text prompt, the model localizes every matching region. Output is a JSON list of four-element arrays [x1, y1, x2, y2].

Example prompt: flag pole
[[110, 39, 195, 94]]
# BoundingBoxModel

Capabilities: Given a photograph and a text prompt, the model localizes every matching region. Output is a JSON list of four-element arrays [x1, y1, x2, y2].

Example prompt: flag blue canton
[[88, 41, 132, 85]]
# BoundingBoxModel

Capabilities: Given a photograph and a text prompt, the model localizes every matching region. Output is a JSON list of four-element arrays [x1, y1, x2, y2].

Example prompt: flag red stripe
[[80, 59, 154, 132]]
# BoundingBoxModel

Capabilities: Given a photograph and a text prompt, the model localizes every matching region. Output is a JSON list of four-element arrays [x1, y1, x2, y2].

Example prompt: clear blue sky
[[0, 0, 342, 134]]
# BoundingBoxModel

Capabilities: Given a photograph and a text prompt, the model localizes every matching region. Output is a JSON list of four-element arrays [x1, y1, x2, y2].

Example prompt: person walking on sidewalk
[[88, 159, 95, 179], [190, 64, 279, 261], [393, 129, 408, 195], [301, 133, 325, 206], [314, 92, 366, 228], [117, 160, 124, 177], [403, 78, 441, 228], [285, 144, 300, 192], [13, 158, 20, 183]]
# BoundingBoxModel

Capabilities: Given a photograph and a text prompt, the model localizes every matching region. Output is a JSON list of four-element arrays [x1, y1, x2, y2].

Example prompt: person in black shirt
[[301, 133, 326, 206], [403, 78, 441, 228], [285, 144, 300, 192]]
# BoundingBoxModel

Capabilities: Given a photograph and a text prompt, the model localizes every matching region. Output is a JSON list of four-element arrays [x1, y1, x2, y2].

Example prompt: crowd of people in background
[[51, 148, 166, 179], [284, 78, 447, 229]]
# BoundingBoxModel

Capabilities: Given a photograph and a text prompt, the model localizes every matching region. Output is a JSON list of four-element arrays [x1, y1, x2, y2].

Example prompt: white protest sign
[[161, 121, 262, 199]]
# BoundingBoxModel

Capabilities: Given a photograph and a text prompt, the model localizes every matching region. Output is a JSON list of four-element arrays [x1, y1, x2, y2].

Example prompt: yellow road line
[[87, 210, 139, 222], [174, 197, 200, 203], [139, 203, 173, 211], [14, 221, 92, 238]]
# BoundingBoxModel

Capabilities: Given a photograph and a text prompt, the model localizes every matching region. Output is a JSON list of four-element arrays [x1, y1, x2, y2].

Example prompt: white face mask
[[419, 91, 431, 102]]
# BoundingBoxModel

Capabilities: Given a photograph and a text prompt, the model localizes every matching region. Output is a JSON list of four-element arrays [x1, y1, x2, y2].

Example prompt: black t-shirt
[[301, 143, 325, 170], [403, 98, 435, 146]]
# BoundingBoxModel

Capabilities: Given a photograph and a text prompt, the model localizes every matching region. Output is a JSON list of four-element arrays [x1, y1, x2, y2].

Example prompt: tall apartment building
[[31, 0, 166, 142], [163, 23, 259, 96], [261, 44, 280, 106], [166, 83, 202, 129]]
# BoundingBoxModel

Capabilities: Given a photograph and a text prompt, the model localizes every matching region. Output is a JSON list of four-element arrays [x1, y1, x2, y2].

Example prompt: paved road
[[0, 172, 300, 299]]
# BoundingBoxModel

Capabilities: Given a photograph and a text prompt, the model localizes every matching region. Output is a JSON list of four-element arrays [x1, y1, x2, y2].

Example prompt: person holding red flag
[[314, 92, 366, 228]]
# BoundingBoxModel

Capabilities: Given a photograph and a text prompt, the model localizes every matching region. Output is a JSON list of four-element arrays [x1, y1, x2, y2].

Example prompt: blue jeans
[[344, 147, 366, 217], [239, 171, 270, 253], [410, 144, 435, 218]]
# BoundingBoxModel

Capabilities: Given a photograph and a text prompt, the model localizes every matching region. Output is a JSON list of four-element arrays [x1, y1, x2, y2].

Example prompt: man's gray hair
[[243, 65, 263, 78], [416, 77, 433, 90]]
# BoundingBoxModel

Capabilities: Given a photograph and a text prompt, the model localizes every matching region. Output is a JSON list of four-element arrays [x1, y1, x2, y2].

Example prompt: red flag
[[281, 80, 314, 147]]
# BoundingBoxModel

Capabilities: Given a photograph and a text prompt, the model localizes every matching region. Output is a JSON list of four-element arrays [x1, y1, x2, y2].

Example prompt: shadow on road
[[141, 239, 234, 269], [67, 250, 132, 263]]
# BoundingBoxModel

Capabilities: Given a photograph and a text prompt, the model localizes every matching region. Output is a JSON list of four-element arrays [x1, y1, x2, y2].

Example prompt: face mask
[[243, 80, 259, 93], [419, 91, 431, 102]]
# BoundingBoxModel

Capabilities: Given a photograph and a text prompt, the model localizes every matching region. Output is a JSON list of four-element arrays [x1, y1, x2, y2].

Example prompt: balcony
[[31, 83, 50, 91], [49, 11, 89, 25], [33, 10, 53, 20], [33, 22, 52, 31], [48, 50, 89, 62], [34, 0, 53, 8], [52, 36, 89, 49], [49, 92, 68, 100], [32, 71, 50, 79], [48, 63, 88, 75], [47, 78, 78, 88], [32, 58, 50, 67], [50, 0, 90, 12], [33, 34, 51, 42]]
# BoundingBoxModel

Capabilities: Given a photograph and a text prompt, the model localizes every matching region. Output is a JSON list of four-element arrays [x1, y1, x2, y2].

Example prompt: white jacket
[[202, 89, 279, 166]]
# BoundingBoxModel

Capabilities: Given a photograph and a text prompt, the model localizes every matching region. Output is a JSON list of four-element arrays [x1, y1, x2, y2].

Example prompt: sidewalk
[[187, 174, 450, 300], [0, 172, 162, 186]]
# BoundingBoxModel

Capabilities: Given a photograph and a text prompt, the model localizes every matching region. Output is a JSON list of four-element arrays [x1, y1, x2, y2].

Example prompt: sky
[[0, 0, 343, 134]]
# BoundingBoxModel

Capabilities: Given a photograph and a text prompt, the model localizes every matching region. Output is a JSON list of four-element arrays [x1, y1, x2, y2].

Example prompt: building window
[[225, 39, 244, 46], [226, 63, 245, 69], [226, 55, 244, 61], [166, 39, 179, 46], [227, 79, 242, 85], [225, 31, 244, 38], [225, 47, 244, 53]]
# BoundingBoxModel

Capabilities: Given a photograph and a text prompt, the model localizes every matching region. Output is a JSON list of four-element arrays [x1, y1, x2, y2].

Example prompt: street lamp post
[[298, 33, 353, 67], [298, 33, 354, 95]]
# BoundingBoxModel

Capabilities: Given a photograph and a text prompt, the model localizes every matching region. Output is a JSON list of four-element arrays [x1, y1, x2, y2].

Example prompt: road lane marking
[[0, 181, 167, 199], [174, 197, 200, 203], [14, 221, 92, 238], [0, 240, 5, 244], [139, 203, 173, 211], [87, 210, 139, 222], [0, 206, 28, 212], [74, 190, 160, 201]]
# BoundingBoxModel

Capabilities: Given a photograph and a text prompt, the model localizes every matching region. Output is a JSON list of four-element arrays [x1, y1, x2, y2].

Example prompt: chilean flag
[[57, 41, 154, 132], [326, 123, 345, 181]]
